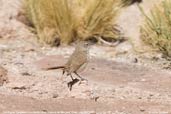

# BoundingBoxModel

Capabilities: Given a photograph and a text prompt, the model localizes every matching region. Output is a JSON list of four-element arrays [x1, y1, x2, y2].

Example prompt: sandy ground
[[0, 0, 171, 114]]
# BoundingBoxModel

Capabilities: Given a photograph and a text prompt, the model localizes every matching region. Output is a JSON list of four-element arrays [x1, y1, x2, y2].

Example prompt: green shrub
[[24, 0, 124, 45], [140, 0, 171, 57]]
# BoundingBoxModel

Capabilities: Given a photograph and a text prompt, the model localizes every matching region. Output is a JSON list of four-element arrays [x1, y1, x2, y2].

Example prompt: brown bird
[[45, 41, 91, 90]]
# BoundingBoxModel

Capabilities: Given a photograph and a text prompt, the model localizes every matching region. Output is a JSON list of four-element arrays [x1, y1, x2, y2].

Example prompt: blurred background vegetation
[[24, 0, 171, 59], [23, 0, 142, 46], [140, 0, 171, 58]]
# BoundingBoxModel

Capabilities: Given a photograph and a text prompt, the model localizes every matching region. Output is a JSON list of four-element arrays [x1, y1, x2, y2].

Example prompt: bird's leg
[[67, 73, 80, 91], [69, 74, 74, 81], [60, 69, 66, 82], [62, 69, 65, 75], [74, 71, 88, 82], [67, 78, 79, 91]]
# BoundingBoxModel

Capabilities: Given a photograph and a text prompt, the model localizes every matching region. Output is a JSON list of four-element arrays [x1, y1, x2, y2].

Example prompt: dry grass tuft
[[24, 0, 125, 45], [140, 0, 171, 57], [121, 0, 142, 7]]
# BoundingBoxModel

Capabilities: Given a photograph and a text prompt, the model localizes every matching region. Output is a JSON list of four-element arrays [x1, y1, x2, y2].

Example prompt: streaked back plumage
[[65, 41, 89, 74]]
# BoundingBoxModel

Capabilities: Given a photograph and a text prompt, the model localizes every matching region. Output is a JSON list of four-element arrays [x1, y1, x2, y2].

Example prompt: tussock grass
[[121, 0, 142, 7], [24, 0, 124, 45], [77, 0, 120, 40], [24, 0, 74, 45], [140, 0, 171, 57]]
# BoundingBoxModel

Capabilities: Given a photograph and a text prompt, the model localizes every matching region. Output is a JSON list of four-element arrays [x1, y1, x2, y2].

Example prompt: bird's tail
[[44, 66, 65, 70]]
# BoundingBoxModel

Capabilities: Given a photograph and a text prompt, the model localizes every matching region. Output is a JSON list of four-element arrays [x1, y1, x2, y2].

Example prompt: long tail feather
[[45, 66, 65, 70]]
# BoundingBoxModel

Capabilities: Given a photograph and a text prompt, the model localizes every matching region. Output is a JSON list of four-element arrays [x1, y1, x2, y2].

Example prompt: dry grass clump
[[24, 0, 124, 45], [140, 0, 171, 57], [24, 0, 74, 45], [121, 0, 142, 7]]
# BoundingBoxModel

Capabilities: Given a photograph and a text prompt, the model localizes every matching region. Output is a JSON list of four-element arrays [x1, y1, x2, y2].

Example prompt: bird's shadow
[[67, 78, 79, 91]]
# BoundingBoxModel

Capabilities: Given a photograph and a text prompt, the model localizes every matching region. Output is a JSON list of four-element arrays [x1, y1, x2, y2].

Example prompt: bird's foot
[[67, 78, 79, 91]]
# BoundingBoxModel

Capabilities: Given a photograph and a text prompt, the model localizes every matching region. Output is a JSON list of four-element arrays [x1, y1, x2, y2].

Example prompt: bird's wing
[[66, 50, 88, 73]]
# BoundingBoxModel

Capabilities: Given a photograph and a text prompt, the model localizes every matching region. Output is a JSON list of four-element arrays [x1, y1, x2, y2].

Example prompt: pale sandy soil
[[0, 0, 171, 114]]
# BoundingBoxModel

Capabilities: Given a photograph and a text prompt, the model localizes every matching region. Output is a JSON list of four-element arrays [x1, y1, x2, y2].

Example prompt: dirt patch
[[0, 0, 171, 114]]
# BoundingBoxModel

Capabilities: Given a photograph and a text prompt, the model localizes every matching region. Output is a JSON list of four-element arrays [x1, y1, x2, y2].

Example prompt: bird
[[45, 41, 91, 90]]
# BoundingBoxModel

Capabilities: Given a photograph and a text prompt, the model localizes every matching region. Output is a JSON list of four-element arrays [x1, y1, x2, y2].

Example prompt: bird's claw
[[67, 78, 79, 91], [67, 82, 72, 91]]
